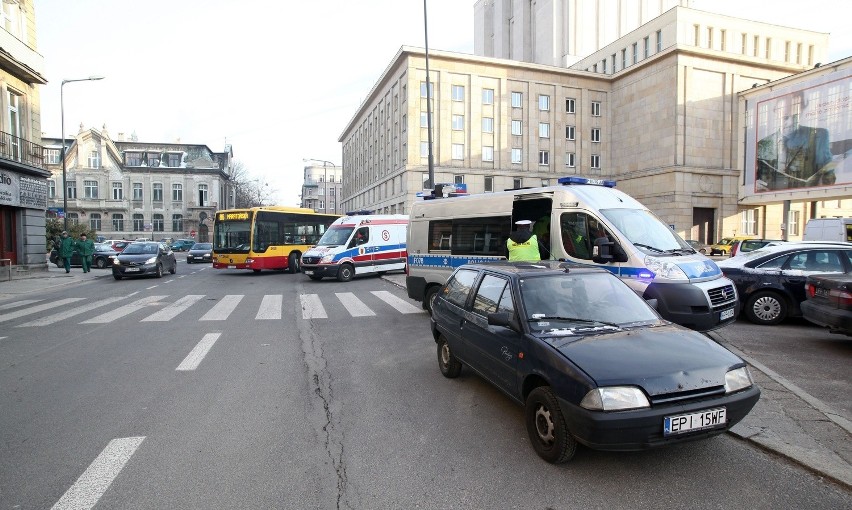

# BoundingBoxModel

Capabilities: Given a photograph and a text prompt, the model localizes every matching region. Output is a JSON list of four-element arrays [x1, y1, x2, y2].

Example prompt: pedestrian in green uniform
[[77, 233, 95, 273], [58, 231, 75, 273]]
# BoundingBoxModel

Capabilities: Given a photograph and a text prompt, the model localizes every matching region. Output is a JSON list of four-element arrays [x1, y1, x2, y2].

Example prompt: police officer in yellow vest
[[507, 220, 543, 261]]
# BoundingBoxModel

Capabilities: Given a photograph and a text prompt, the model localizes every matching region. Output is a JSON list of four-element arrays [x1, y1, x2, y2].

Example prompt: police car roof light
[[557, 176, 616, 187]]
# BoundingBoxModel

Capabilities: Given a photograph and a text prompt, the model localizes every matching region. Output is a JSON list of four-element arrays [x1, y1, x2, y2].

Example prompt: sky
[[35, 0, 852, 207]]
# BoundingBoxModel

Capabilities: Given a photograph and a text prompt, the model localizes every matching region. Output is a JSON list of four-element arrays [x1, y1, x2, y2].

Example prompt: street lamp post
[[303, 158, 337, 214], [61, 75, 104, 231]]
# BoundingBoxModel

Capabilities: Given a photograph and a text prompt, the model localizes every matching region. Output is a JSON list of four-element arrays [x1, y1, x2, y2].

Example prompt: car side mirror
[[488, 311, 520, 332], [592, 237, 628, 264]]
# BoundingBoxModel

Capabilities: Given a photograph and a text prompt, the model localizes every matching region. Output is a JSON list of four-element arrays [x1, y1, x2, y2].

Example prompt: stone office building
[[43, 127, 233, 243]]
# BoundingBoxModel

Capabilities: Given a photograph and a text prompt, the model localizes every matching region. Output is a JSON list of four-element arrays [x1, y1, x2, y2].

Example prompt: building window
[[539, 123, 550, 138], [644, 36, 650, 58], [483, 146, 494, 162], [84, 180, 98, 199], [741, 209, 759, 235], [511, 120, 522, 136], [133, 182, 143, 200], [420, 112, 432, 127], [172, 214, 183, 232], [541, 179, 550, 187], [125, 152, 141, 166], [621, 49, 627, 69], [753, 35, 759, 57], [454, 175, 464, 185], [565, 98, 575, 114], [591, 128, 601, 142], [789, 210, 800, 235], [538, 95, 550, 111], [720, 29, 726, 51], [656, 30, 662, 52], [89, 213, 101, 231], [742, 33, 748, 55], [112, 214, 124, 232], [694, 24, 700, 46], [168, 154, 181, 167], [420, 81, 433, 98], [88, 151, 100, 168], [796, 43, 803, 64], [482, 88, 494, 104], [591, 101, 601, 117], [67, 180, 77, 199], [591, 154, 600, 169], [48, 180, 56, 198], [765, 37, 771, 59], [44, 149, 60, 164], [198, 184, 208, 206], [707, 28, 713, 49], [482, 117, 494, 133], [484, 176, 494, 192], [153, 214, 164, 232], [133, 214, 144, 231], [511, 91, 522, 108], [67, 213, 79, 225], [513, 178, 522, 188], [602, 59, 607, 74], [611, 53, 616, 71], [172, 183, 182, 201], [422, 172, 431, 190], [511, 148, 522, 164], [566, 152, 575, 168], [420, 141, 429, 158], [153, 183, 163, 202], [112, 182, 123, 200], [451, 144, 464, 160], [632, 43, 638, 63], [538, 150, 549, 166], [566, 125, 575, 140], [452, 114, 464, 130], [451, 85, 465, 101]]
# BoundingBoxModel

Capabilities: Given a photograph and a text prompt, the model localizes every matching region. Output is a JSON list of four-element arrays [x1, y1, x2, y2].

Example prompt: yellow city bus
[[212, 206, 339, 273]]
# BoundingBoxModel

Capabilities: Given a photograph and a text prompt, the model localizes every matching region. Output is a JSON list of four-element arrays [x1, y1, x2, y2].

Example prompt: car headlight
[[724, 367, 753, 393], [580, 386, 650, 411], [644, 256, 689, 281], [113, 259, 120, 266], [320, 254, 335, 263], [145, 256, 157, 264]]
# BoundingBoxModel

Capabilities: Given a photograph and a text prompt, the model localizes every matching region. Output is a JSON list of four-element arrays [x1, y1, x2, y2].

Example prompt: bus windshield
[[213, 214, 253, 254], [316, 226, 354, 247]]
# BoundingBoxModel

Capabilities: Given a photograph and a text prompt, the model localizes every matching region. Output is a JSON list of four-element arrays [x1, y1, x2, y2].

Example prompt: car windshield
[[519, 272, 659, 333], [192, 243, 212, 250], [122, 243, 157, 255], [316, 226, 354, 247], [95, 245, 113, 252], [600, 208, 689, 254]]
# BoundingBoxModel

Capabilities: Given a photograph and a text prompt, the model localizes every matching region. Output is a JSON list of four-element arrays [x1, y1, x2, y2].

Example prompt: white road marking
[[300, 294, 327, 319], [141, 295, 205, 322], [18, 296, 126, 327], [0, 299, 42, 310], [176, 333, 221, 371], [51, 436, 145, 510], [336, 292, 375, 317], [371, 290, 423, 314], [199, 295, 244, 321], [81, 296, 166, 324], [256, 294, 282, 320], [0, 298, 84, 323], [146, 285, 158, 290]]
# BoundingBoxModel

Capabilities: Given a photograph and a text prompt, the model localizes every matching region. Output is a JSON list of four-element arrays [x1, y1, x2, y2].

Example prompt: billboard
[[744, 68, 852, 199]]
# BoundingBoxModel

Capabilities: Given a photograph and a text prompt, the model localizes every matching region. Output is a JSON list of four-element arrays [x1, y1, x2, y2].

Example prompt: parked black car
[[49, 244, 120, 269], [112, 242, 177, 280], [430, 260, 760, 463], [186, 242, 213, 263], [717, 242, 852, 325], [801, 273, 852, 336]]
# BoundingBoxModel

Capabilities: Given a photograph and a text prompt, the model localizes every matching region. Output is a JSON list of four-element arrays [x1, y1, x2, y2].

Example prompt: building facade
[[43, 127, 232, 243], [339, 6, 839, 244], [300, 164, 342, 214], [0, 0, 49, 274]]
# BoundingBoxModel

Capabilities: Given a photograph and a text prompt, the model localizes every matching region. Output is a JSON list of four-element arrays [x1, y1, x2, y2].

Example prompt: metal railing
[[0, 131, 45, 170]]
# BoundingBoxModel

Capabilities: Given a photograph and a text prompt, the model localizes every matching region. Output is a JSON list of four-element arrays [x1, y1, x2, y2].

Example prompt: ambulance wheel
[[308, 275, 323, 281], [337, 263, 354, 282], [289, 253, 301, 274], [424, 285, 439, 312]]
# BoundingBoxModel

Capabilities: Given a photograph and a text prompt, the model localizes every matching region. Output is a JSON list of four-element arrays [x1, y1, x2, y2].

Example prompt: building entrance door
[[692, 207, 715, 244], [0, 206, 16, 264]]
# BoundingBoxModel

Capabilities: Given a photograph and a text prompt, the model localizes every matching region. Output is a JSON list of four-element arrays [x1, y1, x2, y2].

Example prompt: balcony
[[0, 130, 46, 171]]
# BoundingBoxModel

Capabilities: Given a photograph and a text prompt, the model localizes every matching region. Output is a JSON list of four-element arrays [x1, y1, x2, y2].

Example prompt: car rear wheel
[[437, 336, 462, 378], [289, 253, 301, 274], [525, 386, 577, 463], [95, 258, 107, 269], [169, 262, 176, 274], [337, 263, 354, 282], [744, 290, 787, 325]]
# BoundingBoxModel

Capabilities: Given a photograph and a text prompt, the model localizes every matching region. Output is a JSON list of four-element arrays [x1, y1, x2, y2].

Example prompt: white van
[[406, 176, 739, 332], [802, 218, 852, 242], [301, 213, 408, 282]]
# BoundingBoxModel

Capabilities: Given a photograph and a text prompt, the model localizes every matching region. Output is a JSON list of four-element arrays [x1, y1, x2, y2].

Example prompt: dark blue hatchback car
[[430, 260, 760, 463]]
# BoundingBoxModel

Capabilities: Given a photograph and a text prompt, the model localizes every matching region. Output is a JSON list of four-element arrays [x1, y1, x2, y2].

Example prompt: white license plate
[[664, 407, 726, 436], [304, 270, 313, 275], [227, 265, 236, 269], [125, 267, 140, 272], [720, 308, 735, 320], [815, 288, 829, 297]]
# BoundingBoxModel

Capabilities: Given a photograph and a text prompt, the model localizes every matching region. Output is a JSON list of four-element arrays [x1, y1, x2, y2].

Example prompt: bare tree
[[230, 160, 273, 208]]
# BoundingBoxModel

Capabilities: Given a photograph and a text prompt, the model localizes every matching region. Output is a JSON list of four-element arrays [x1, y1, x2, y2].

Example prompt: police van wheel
[[289, 253, 301, 274], [337, 263, 354, 282], [424, 286, 439, 312]]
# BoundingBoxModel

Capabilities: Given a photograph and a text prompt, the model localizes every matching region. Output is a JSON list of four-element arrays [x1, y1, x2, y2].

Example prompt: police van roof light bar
[[557, 176, 616, 187]]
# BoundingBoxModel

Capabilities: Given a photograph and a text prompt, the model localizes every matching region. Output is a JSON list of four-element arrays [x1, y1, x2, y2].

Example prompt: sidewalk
[[1, 270, 849, 489]]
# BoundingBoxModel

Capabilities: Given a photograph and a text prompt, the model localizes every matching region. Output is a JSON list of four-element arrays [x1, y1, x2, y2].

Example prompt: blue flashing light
[[557, 176, 616, 188], [638, 270, 655, 279]]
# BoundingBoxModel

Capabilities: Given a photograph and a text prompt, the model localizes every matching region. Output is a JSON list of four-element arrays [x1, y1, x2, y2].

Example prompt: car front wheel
[[96, 258, 107, 269], [744, 290, 787, 325], [437, 336, 462, 378], [337, 263, 354, 282], [525, 386, 577, 464], [155, 263, 163, 278]]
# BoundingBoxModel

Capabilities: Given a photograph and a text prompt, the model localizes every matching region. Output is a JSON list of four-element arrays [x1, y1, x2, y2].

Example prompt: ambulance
[[300, 213, 408, 282], [406, 176, 739, 332]]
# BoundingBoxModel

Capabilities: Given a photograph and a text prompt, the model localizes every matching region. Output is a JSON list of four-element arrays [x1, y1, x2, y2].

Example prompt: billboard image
[[744, 68, 852, 198]]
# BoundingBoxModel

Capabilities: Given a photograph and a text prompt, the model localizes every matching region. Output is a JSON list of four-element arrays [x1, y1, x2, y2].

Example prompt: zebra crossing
[[2, 290, 424, 327]]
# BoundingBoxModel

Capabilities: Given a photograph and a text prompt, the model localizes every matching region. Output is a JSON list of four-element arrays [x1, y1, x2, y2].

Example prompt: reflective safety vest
[[507, 235, 541, 261]]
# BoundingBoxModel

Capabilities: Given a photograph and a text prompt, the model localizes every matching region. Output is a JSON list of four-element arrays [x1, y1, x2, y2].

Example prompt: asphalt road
[[0, 264, 850, 509]]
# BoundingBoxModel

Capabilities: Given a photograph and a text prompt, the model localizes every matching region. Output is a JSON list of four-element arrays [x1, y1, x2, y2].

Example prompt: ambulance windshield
[[316, 226, 355, 247]]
